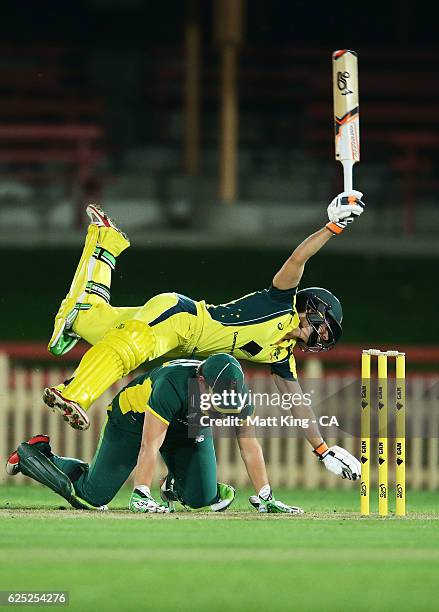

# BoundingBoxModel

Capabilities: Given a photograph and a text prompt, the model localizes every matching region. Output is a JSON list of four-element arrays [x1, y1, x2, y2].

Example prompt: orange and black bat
[[333, 50, 360, 192]]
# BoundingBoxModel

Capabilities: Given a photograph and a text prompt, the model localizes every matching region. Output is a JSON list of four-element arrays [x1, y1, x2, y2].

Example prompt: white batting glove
[[314, 443, 361, 480], [129, 486, 170, 513], [249, 485, 304, 514], [326, 190, 365, 235]]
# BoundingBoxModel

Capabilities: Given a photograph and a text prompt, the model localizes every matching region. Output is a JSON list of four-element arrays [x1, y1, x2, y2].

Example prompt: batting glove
[[314, 442, 361, 480], [129, 486, 170, 513], [249, 485, 304, 514], [326, 190, 365, 234]]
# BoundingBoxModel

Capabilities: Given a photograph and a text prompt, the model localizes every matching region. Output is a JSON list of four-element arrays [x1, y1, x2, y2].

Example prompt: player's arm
[[272, 193, 365, 290], [273, 375, 361, 480], [135, 411, 168, 488], [235, 422, 303, 514], [273, 375, 325, 449], [273, 227, 333, 290], [235, 423, 269, 492], [129, 411, 170, 513]]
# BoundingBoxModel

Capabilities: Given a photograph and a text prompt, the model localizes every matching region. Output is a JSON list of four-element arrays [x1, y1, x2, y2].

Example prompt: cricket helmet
[[295, 287, 343, 352]]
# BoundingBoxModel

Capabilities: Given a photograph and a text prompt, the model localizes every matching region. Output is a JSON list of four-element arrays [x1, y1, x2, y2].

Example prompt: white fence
[[1, 353, 438, 490]]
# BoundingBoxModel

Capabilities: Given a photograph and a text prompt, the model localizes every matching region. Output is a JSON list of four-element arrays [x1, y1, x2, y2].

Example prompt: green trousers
[[51, 407, 219, 509]]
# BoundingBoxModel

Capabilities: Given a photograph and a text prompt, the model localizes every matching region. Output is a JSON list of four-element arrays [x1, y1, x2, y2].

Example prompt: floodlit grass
[[1, 485, 439, 611]]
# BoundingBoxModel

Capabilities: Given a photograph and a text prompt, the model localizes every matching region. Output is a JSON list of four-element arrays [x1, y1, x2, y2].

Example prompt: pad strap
[[93, 246, 116, 270], [85, 281, 111, 304], [65, 303, 92, 331]]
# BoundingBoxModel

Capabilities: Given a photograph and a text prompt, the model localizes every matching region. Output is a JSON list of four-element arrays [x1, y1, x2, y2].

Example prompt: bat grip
[[342, 160, 354, 192]]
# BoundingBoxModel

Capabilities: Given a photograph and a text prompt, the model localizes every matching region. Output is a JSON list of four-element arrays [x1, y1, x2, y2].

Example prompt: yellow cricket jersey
[[147, 287, 300, 380]]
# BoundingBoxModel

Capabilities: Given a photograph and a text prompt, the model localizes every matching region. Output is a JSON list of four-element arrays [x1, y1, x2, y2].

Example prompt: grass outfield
[[1, 486, 439, 611]]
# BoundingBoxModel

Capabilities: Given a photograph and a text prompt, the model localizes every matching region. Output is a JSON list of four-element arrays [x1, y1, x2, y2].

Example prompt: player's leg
[[6, 434, 54, 476], [160, 439, 218, 508], [6, 435, 96, 509], [44, 294, 196, 430], [160, 435, 235, 510], [59, 415, 142, 507], [48, 205, 130, 356], [8, 412, 142, 508]]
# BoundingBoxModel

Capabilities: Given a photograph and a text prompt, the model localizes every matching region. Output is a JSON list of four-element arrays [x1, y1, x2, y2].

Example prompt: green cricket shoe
[[209, 483, 236, 512], [161, 478, 235, 512], [179, 482, 236, 512]]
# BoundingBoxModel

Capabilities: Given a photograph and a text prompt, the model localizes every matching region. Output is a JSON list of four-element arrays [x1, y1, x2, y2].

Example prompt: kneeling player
[[7, 354, 303, 514]]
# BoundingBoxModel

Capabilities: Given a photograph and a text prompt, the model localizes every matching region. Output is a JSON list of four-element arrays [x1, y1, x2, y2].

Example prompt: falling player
[[44, 193, 364, 481]]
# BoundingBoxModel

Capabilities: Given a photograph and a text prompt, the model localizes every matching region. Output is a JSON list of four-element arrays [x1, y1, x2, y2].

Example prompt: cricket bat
[[332, 50, 360, 192]]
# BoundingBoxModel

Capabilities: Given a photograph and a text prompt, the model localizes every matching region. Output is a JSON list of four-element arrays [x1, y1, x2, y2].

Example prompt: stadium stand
[[0, 44, 438, 233], [0, 45, 105, 225]]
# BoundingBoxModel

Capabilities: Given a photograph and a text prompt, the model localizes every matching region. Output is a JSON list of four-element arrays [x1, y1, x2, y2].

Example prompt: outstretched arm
[[273, 375, 325, 449], [273, 375, 361, 481], [272, 191, 365, 290], [272, 227, 334, 290]]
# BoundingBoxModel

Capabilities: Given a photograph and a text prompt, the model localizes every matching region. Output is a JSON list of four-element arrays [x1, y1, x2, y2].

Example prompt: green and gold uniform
[[49, 225, 299, 412], [51, 359, 252, 508], [73, 289, 299, 380]]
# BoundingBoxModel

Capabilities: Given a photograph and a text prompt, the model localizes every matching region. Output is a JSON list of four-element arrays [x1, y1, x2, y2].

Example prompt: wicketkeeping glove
[[249, 485, 304, 514], [314, 443, 361, 480], [129, 486, 170, 513], [326, 190, 365, 235]]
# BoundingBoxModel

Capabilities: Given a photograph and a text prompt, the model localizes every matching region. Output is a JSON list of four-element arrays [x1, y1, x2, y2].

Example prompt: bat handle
[[342, 160, 354, 192]]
